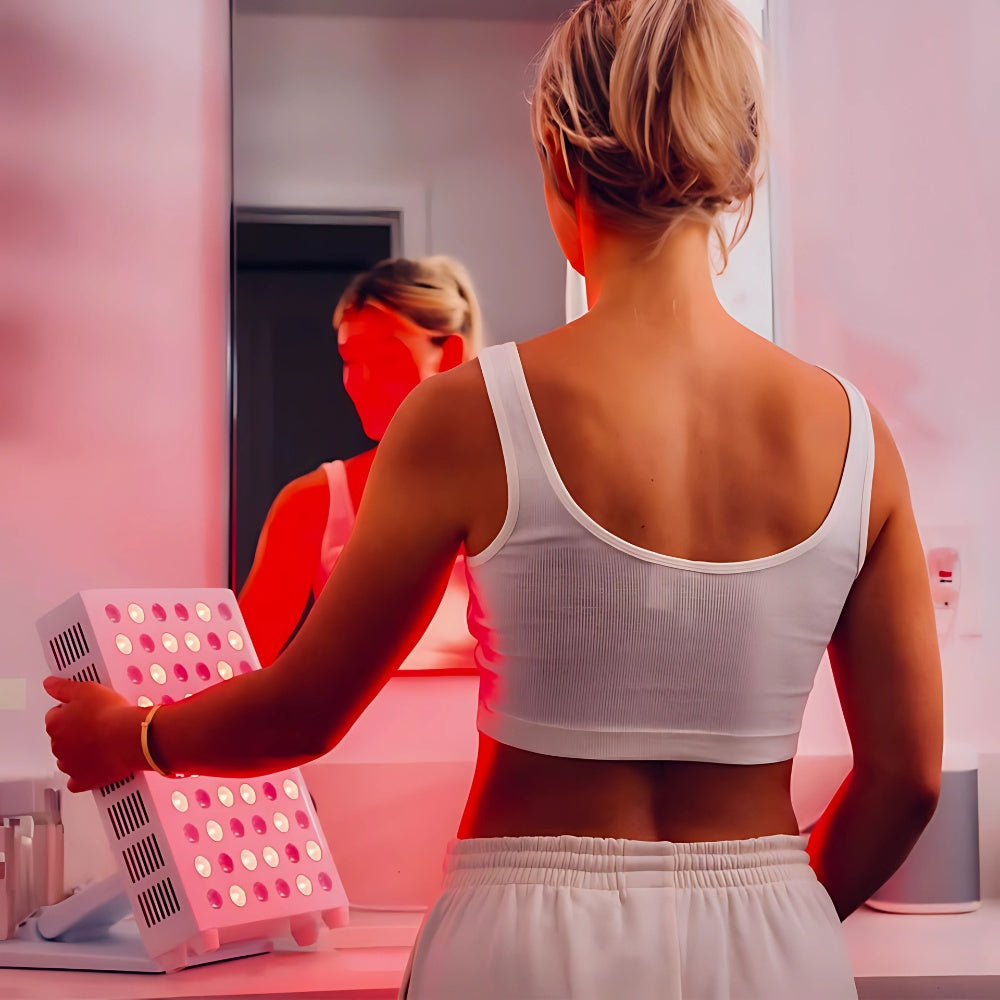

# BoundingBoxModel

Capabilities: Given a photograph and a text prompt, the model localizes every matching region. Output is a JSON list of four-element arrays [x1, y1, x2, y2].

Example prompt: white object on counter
[[0, 778, 64, 940], [867, 742, 980, 914]]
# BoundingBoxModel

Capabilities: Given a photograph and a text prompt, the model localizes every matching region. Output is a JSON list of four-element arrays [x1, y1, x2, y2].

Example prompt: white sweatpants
[[399, 834, 858, 1000]]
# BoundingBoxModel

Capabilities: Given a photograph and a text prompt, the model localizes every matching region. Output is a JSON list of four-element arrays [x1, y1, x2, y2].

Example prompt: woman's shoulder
[[394, 353, 498, 440], [376, 354, 506, 497], [269, 467, 332, 523], [250, 467, 332, 569]]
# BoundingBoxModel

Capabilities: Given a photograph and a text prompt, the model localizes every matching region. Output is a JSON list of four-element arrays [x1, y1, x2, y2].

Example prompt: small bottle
[[0, 849, 9, 940]]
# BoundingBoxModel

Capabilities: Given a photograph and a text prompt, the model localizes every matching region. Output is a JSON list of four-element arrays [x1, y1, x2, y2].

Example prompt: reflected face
[[337, 301, 459, 441]]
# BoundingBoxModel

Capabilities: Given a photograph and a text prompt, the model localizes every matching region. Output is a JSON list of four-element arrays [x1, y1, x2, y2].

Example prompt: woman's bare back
[[455, 311, 873, 842], [466, 316, 856, 564]]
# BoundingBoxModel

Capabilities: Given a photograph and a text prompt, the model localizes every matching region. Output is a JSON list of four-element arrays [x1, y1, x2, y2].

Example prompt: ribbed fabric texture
[[442, 834, 814, 891], [465, 343, 875, 764]]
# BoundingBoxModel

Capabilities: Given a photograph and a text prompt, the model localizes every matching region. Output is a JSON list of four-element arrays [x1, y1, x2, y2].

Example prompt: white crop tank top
[[464, 342, 875, 764]]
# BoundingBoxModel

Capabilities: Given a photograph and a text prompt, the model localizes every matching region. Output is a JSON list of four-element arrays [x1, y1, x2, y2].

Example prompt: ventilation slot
[[122, 834, 166, 884], [100, 776, 134, 798], [48, 623, 89, 671], [107, 790, 150, 840], [71, 663, 101, 684], [137, 878, 181, 928]]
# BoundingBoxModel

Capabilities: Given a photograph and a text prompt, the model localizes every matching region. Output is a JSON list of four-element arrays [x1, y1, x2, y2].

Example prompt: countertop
[[3, 902, 1000, 999]]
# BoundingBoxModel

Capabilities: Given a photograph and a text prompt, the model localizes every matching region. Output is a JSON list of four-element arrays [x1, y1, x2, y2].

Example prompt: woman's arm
[[808, 404, 944, 919], [238, 468, 330, 667], [45, 369, 476, 789]]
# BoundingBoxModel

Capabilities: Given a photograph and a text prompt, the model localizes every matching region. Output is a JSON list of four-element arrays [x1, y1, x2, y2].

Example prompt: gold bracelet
[[140, 704, 175, 778]]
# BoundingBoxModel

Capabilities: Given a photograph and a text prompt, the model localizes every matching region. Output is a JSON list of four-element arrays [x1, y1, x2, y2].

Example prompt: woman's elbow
[[854, 759, 942, 818], [882, 768, 942, 823]]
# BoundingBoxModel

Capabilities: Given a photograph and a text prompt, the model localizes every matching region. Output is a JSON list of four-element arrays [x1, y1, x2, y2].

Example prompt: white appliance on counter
[[867, 742, 980, 914]]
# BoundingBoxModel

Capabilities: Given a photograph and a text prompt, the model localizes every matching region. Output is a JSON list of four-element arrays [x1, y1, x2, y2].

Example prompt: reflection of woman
[[46, 2, 942, 998], [238, 256, 482, 668]]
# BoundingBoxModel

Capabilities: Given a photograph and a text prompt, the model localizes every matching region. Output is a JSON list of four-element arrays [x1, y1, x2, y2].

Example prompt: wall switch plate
[[921, 524, 983, 639]]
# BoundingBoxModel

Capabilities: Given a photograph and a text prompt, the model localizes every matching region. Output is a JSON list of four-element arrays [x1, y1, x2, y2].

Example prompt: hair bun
[[532, 0, 765, 268]]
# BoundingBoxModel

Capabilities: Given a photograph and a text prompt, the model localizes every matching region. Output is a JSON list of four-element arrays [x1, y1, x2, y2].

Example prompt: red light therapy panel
[[37, 588, 349, 969]]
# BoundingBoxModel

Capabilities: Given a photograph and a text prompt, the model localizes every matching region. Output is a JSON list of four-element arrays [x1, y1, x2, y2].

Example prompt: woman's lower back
[[458, 735, 801, 842]]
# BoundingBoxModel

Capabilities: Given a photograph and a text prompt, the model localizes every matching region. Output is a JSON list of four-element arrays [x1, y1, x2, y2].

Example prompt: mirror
[[229, 0, 773, 668]]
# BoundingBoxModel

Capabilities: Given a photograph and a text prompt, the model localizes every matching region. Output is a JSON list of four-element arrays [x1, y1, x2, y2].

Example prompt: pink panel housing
[[37, 588, 349, 970]]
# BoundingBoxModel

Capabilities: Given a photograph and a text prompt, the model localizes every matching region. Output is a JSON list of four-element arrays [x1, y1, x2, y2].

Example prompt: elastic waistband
[[443, 834, 812, 892]]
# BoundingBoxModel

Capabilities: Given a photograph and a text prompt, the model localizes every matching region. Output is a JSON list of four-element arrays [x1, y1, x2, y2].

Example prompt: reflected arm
[[237, 468, 331, 667]]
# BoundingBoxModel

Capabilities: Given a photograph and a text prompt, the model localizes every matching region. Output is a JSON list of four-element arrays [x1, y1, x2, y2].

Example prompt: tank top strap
[[819, 369, 875, 575], [476, 343, 551, 486], [315, 459, 355, 593], [470, 343, 567, 565]]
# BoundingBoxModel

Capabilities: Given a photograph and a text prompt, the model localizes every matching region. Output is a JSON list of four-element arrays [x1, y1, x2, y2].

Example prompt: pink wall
[[772, 0, 1000, 753], [0, 1, 231, 777]]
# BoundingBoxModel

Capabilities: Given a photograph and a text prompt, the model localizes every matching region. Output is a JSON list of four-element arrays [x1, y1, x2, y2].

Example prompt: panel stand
[[0, 873, 271, 973]]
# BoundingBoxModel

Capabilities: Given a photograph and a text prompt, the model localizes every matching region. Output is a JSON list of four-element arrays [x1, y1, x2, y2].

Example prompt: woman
[[45, 1, 942, 997], [238, 256, 482, 669]]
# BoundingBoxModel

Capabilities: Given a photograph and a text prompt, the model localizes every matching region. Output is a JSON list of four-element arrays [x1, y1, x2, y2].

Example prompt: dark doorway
[[229, 212, 396, 592]]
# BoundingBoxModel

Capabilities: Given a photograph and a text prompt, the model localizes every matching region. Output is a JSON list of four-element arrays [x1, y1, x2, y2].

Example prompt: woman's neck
[[579, 218, 730, 342]]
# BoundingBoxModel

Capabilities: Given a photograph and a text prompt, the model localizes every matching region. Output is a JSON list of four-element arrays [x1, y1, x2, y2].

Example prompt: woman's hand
[[43, 676, 145, 792]]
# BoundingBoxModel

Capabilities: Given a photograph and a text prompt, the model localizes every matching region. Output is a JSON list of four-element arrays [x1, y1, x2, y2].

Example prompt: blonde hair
[[530, 0, 766, 270], [333, 256, 483, 357]]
